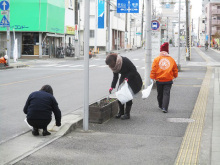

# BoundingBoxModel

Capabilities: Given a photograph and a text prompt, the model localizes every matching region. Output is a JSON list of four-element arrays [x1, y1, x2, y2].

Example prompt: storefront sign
[[66, 26, 75, 35]]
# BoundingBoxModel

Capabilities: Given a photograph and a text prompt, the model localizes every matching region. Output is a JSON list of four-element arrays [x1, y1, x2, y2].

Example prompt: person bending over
[[23, 85, 62, 136]]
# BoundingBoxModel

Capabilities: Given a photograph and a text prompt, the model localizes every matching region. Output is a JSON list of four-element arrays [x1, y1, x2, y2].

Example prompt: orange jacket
[[150, 51, 178, 82], [0, 57, 6, 64]]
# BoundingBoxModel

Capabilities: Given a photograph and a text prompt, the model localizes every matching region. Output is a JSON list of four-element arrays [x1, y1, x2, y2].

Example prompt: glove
[[124, 78, 128, 82], [56, 122, 61, 127], [109, 87, 113, 94]]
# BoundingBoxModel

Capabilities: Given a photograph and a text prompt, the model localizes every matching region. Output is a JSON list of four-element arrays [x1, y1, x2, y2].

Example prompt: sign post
[[117, 0, 139, 13], [0, 0, 10, 65]]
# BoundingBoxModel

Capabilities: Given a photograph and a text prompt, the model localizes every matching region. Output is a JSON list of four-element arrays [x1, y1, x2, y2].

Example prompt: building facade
[[206, 2, 220, 47], [0, 0, 75, 59]]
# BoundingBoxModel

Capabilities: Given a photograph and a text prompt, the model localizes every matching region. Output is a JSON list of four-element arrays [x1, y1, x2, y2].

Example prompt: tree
[[213, 32, 220, 39]]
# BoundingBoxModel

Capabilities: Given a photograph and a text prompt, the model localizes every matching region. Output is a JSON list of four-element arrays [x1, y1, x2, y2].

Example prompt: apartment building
[[206, 2, 220, 46]]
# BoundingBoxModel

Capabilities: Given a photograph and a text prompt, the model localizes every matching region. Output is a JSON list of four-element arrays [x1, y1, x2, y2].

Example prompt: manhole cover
[[167, 118, 195, 123]]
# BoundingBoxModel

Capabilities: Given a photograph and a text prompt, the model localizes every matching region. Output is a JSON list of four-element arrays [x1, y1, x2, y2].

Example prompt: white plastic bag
[[116, 81, 133, 104], [142, 80, 153, 99], [24, 118, 33, 130]]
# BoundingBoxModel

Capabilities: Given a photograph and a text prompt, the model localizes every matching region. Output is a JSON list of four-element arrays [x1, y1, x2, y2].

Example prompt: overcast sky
[[191, 0, 202, 19]]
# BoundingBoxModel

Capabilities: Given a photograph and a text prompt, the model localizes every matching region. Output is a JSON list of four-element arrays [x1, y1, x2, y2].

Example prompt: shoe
[[32, 129, 39, 136], [121, 114, 130, 120], [159, 106, 162, 110], [115, 113, 123, 119], [162, 108, 168, 113], [42, 130, 51, 136]]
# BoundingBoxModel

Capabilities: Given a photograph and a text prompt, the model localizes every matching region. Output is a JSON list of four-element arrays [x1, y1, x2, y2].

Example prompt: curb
[[0, 65, 29, 70], [0, 110, 83, 165]]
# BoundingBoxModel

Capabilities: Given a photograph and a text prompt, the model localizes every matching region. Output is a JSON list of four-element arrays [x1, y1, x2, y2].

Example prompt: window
[[22, 32, 39, 55], [90, 30, 94, 38]]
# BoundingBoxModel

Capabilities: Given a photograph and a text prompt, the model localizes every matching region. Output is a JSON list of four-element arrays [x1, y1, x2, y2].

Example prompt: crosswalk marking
[[56, 65, 70, 67], [32, 58, 146, 69], [69, 65, 83, 67], [98, 65, 108, 68]]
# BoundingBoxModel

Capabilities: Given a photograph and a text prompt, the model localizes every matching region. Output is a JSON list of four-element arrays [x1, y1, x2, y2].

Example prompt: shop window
[[22, 33, 39, 55]]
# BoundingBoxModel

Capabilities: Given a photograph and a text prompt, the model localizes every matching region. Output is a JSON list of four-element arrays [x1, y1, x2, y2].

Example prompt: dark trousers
[[118, 100, 133, 107], [27, 119, 51, 130], [156, 83, 172, 110]]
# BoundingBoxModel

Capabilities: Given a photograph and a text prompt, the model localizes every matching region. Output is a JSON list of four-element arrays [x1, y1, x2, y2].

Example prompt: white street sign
[[1, 10, 8, 15]]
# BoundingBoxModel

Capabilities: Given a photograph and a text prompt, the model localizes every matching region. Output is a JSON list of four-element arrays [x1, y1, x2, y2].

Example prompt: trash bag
[[142, 80, 153, 99], [116, 81, 133, 104], [24, 118, 33, 130]]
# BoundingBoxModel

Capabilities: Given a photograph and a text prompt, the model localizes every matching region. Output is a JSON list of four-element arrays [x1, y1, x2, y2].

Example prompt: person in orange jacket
[[150, 42, 178, 113], [0, 55, 8, 66], [89, 49, 92, 59]]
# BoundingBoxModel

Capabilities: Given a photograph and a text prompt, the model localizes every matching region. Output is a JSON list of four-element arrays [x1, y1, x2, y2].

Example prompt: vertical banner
[[98, 0, 105, 29]]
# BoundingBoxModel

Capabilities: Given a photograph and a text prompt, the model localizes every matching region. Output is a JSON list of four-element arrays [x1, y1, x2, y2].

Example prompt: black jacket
[[23, 91, 61, 126], [111, 57, 142, 94]]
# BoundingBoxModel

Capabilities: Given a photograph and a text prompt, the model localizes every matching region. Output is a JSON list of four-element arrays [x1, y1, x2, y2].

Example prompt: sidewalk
[[0, 47, 219, 164]]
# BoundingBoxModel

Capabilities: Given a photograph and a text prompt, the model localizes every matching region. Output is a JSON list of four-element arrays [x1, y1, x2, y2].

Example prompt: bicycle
[[56, 46, 64, 58], [66, 45, 75, 57]]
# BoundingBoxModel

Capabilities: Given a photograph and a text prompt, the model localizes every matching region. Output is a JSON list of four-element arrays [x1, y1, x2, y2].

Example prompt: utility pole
[[145, 0, 152, 87], [125, 13, 127, 50], [83, 0, 90, 131], [177, 0, 181, 70], [167, 17, 168, 42], [141, 0, 144, 47], [95, 0, 98, 53], [106, 0, 110, 54], [75, 0, 80, 59], [186, 0, 190, 60], [6, 0, 10, 65]]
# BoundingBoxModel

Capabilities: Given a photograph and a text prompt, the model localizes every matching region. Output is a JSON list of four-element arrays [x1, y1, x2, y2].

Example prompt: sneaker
[[162, 108, 168, 113], [159, 106, 162, 110]]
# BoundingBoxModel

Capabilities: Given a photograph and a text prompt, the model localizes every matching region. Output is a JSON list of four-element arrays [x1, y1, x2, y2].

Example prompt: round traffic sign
[[151, 20, 160, 31], [0, 1, 9, 11]]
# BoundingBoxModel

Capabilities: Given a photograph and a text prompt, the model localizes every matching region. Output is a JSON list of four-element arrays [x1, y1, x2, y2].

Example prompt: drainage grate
[[167, 118, 195, 123]]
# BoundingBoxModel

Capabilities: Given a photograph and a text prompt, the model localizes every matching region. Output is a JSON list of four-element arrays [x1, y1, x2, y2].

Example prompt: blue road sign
[[151, 20, 160, 31], [0, 0, 9, 11], [117, 0, 139, 13], [0, 15, 10, 27]]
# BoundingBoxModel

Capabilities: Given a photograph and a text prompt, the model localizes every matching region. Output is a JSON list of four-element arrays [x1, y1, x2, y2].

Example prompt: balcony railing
[[211, 9, 220, 14], [212, 20, 220, 25]]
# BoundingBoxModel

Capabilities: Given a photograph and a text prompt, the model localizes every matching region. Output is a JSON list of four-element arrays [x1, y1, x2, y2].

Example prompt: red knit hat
[[160, 42, 169, 53]]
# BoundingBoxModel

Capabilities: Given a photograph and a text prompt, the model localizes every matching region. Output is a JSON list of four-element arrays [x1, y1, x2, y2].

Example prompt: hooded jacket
[[150, 51, 178, 82]]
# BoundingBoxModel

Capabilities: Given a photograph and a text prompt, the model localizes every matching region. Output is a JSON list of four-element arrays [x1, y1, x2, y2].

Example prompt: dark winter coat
[[23, 91, 61, 126], [111, 56, 142, 94]]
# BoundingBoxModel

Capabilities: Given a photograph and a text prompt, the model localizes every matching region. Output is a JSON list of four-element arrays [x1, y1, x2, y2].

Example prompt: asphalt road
[[0, 48, 151, 143]]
